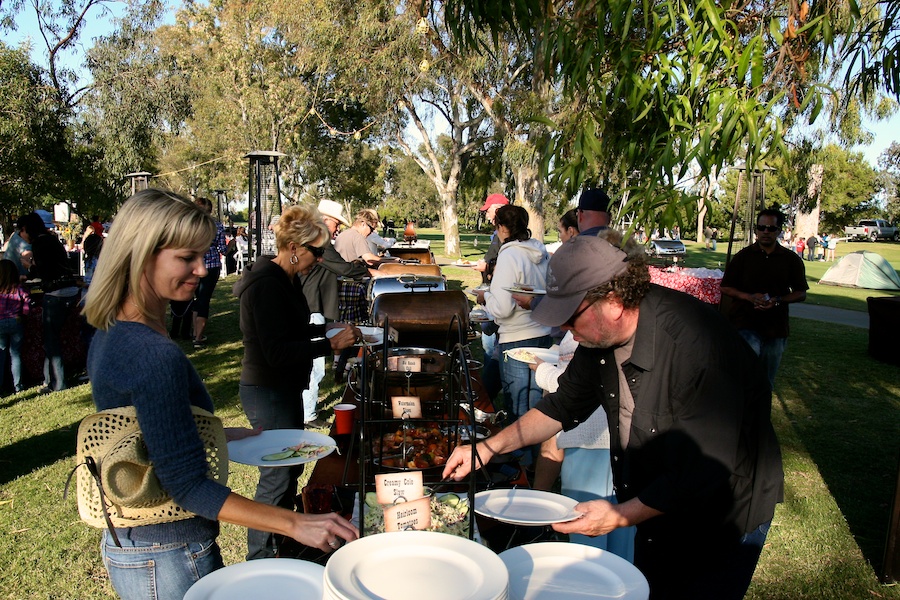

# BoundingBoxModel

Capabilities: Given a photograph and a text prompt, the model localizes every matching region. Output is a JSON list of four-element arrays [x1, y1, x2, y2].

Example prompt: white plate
[[227, 429, 337, 467], [326, 326, 384, 346], [324, 531, 508, 600], [502, 286, 546, 295], [453, 259, 478, 267], [185, 559, 324, 600], [499, 542, 649, 600], [503, 348, 559, 365], [469, 310, 494, 323], [474, 489, 581, 526]]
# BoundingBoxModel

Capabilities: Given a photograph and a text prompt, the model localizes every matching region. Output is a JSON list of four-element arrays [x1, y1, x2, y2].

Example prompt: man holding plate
[[444, 235, 783, 600]]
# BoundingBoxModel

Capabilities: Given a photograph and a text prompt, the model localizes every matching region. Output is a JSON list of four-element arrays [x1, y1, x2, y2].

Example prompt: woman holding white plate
[[233, 203, 360, 560], [83, 191, 359, 600], [474, 204, 551, 431]]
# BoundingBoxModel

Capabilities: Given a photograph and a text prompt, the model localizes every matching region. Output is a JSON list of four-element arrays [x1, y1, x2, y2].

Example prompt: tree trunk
[[440, 188, 461, 255], [513, 163, 546, 242]]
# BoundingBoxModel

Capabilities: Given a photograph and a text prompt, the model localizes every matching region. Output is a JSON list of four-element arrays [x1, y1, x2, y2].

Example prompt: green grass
[[1, 234, 898, 598]]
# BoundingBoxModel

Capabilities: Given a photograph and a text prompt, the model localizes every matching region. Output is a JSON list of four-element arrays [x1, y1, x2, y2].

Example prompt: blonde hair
[[274, 204, 329, 252], [353, 208, 379, 230], [83, 189, 216, 331]]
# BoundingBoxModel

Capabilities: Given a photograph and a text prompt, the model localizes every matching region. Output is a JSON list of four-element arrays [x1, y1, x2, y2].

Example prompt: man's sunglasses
[[565, 299, 597, 328], [755, 225, 781, 233], [303, 243, 326, 258]]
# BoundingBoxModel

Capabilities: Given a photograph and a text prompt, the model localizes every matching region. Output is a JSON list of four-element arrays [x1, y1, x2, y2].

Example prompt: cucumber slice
[[261, 450, 295, 461], [364, 492, 380, 508], [439, 493, 460, 506]]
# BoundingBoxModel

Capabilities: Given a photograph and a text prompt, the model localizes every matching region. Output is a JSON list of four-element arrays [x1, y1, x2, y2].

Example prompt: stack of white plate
[[323, 531, 509, 600], [184, 558, 325, 600], [498, 542, 649, 600]]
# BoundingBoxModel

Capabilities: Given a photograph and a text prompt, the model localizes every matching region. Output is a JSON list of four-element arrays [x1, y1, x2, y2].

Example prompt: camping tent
[[819, 251, 900, 290]]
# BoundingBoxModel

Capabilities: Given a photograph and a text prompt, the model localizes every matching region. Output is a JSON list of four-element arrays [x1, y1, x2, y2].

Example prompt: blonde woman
[[233, 203, 360, 560], [83, 190, 358, 600]]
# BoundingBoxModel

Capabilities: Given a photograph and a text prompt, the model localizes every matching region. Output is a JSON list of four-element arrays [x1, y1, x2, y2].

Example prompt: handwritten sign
[[383, 496, 432, 532], [375, 471, 424, 506], [391, 396, 422, 419]]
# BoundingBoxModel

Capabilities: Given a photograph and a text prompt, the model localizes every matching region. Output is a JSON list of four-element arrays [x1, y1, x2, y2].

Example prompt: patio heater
[[244, 150, 286, 262], [725, 165, 773, 267], [125, 171, 152, 195], [213, 189, 228, 224]]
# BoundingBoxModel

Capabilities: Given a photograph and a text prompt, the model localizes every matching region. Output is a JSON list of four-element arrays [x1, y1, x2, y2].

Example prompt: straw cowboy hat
[[317, 199, 351, 227]]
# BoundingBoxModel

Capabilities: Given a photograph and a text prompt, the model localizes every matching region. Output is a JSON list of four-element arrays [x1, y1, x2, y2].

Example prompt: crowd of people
[[0, 185, 812, 599]]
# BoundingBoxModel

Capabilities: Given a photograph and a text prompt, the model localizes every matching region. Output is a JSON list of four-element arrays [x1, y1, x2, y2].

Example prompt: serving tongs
[[459, 402, 506, 425]]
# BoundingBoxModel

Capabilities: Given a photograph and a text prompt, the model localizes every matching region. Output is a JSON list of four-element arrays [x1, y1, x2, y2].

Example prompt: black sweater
[[233, 257, 330, 390]]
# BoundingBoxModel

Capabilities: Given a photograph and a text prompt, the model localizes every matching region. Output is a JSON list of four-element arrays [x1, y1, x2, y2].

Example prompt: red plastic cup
[[334, 403, 356, 435]]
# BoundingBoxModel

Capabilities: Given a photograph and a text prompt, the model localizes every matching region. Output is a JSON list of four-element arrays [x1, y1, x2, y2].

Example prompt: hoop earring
[[290, 254, 299, 265]]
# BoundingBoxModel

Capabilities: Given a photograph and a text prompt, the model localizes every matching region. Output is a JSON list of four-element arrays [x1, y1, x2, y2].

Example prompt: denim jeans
[[0, 317, 24, 392], [499, 335, 552, 421], [738, 329, 786, 390], [100, 530, 223, 600], [480, 330, 502, 402], [42, 293, 79, 391], [240, 384, 305, 559]]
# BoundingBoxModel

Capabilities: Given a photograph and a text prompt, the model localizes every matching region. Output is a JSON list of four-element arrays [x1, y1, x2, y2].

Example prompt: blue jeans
[[239, 384, 305, 559], [480, 330, 502, 402], [101, 530, 223, 600], [561, 447, 635, 561], [0, 317, 24, 392], [738, 329, 786, 390], [42, 293, 78, 391], [499, 335, 552, 421]]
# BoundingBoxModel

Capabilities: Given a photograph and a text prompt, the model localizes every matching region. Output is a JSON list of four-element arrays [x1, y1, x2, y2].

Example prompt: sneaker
[[193, 339, 207, 349], [39, 386, 53, 394]]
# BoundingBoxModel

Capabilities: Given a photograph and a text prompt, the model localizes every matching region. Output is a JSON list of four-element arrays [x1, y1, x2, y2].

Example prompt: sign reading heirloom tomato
[[384, 496, 432, 532]]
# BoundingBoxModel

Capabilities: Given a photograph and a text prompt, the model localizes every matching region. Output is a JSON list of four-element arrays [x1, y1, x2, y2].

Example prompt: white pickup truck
[[843, 219, 900, 242]]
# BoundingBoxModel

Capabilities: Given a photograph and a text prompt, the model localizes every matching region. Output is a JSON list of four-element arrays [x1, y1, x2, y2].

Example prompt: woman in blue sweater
[[82, 190, 357, 600]]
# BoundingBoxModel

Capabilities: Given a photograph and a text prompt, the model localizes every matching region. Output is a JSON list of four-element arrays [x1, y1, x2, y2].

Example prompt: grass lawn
[[0, 231, 898, 598]]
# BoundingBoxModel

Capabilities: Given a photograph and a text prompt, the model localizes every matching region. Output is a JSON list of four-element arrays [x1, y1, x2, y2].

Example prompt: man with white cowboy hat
[[299, 201, 370, 404]]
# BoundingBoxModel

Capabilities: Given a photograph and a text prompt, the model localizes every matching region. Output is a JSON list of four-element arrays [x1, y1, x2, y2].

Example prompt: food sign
[[391, 396, 422, 419], [383, 496, 432, 532], [374, 471, 424, 505]]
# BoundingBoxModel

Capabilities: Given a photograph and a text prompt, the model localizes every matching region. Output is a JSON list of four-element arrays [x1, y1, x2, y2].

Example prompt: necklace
[[121, 299, 169, 337]]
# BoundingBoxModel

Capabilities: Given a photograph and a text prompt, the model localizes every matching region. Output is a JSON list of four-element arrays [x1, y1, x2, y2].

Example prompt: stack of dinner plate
[[499, 542, 649, 600], [323, 531, 509, 600], [184, 558, 325, 600]]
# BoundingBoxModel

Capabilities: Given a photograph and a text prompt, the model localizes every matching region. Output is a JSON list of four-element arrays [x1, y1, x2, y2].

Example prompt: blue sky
[[6, 5, 898, 169]]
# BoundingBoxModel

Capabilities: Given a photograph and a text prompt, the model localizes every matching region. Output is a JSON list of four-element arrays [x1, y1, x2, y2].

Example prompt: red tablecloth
[[649, 266, 722, 305], [20, 296, 88, 387]]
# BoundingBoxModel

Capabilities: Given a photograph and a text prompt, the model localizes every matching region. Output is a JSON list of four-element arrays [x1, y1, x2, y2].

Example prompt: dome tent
[[819, 251, 900, 290]]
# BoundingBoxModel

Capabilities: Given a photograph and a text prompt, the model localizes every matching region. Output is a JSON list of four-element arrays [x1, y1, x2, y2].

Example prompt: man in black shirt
[[444, 235, 783, 600]]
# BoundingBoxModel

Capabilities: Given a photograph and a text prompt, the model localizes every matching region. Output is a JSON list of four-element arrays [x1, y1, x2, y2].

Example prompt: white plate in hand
[[184, 558, 324, 599], [499, 542, 649, 599], [474, 489, 581, 526], [504, 347, 559, 365], [227, 429, 337, 467], [503, 286, 546, 295], [326, 325, 384, 345]]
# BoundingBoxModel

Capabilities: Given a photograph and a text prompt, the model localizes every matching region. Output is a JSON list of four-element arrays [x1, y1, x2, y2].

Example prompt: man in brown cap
[[444, 235, 783, 599]]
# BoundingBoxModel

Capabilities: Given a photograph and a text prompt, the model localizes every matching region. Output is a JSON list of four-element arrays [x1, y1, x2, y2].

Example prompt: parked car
[[844, 219, 899, 242], [646, 238, 686, 257]]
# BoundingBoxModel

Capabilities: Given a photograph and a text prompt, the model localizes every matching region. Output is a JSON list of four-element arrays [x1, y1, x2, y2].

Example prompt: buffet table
[[19, 291, 88, 388], [649, 266, 723, 305]]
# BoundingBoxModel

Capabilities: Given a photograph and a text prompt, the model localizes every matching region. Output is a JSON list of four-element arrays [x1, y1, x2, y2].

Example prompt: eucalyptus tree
[[278, 0, 494, 255], [442, 0, 888, 233], [877, 142, 900, 222]]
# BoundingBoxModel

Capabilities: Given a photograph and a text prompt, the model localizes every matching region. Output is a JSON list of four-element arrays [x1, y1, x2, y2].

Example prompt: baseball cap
[[480, 193, 509, 211], [531, 236, 629, 327], [36, 209, 54, 230], [577, 187, 611, 213], [317, 199, 350, 226]]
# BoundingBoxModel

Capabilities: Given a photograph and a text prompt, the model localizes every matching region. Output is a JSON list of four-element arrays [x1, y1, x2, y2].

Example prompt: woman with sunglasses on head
[[83, 191, 358, 600], [233, 203, 360, 560]]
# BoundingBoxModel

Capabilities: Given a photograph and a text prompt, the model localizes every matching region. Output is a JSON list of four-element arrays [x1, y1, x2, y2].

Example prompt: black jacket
[[233, 257, 330, 390], [298, 243, 369, 321]]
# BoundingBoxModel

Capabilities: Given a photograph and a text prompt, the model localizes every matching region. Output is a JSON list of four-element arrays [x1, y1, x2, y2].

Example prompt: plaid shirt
[[0, 286, 31, 320], [204, 222, 227, 269]]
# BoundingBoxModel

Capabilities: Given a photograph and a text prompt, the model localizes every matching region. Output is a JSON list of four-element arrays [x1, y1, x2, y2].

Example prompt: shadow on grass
[[775, 318, 900, 575], [0, 420, 79, 486]]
